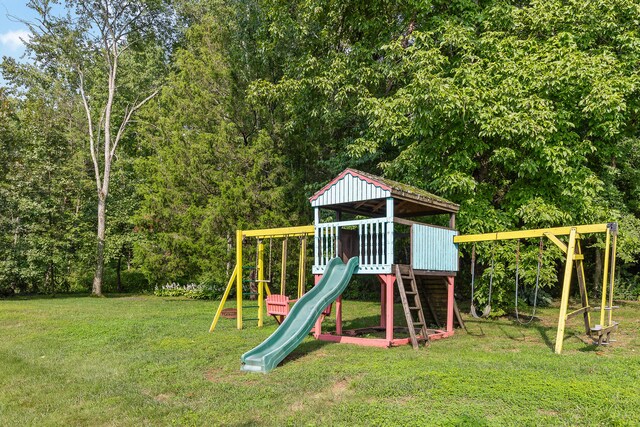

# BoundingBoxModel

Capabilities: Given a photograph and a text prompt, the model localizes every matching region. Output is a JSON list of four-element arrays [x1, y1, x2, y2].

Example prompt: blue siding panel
[[412, 225, 459, 271]]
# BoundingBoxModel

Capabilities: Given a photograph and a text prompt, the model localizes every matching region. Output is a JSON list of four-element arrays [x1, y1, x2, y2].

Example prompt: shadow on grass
[[516, 323, 555, 350], [459, 319, 486, 336], [0, 292, 161, 301], [497, 324, 526, 341], [577, 342, 601, 352], [340, 315, 383, 331], [280, 339, 331, 367], [0, 292, 94, 301]]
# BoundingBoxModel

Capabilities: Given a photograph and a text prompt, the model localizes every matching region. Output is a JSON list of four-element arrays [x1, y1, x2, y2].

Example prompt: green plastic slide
[[240, 257, 359, 373]]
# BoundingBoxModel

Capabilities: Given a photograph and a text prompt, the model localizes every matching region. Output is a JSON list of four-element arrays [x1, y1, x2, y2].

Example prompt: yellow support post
[[209, 264, 238, 333], [281, 238, 287, 295], [575, 240, 591, 332], [608, 227, 618, 326], [298, 235, 307, 299], [257, 240, 265, 327], [600, 228, 611, 327], [236, 229, 243, 330], [555, 228, 577, 354]]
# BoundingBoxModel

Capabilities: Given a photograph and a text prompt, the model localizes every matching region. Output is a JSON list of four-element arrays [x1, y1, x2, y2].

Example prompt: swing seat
[[266, 294, 298, 317], [470, 303, 491, 319]]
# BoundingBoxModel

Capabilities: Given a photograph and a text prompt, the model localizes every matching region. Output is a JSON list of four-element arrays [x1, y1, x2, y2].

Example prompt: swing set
[[469, 238, 544, 324], [209, 225, 314, 332], [455, 223, 619, 354]]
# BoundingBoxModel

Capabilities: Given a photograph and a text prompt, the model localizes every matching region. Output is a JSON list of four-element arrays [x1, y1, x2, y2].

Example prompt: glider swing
[[265, 235, 309, 323]]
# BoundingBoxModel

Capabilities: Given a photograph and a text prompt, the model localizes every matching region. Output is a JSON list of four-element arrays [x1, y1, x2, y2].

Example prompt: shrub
[[154, 282, 221, 299]]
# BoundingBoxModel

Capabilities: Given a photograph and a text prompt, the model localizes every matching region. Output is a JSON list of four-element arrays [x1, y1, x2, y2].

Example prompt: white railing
[[315, 222, 339, 267], [314, 217, 391, 273]]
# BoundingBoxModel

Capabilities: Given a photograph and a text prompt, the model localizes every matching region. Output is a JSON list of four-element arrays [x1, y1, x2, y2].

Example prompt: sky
[[0, 1, 36, 63]]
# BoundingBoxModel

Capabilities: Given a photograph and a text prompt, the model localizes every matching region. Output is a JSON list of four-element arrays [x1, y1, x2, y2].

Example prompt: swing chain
[[515, 237, 543, 324], [268, 238, 273, 282], [487, 241, 495, 303], [470, 243, 477, 302]]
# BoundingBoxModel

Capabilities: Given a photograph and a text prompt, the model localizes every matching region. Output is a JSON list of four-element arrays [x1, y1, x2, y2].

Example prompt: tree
[[16, 0, 173, 295], [134, 5, 300, 288], [0, 82, 95, 296], [244, 0, 640, 303]]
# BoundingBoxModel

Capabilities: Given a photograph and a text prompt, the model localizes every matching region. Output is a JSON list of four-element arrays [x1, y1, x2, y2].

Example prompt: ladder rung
[[405, 291, 416, 295], [409, 306, 419, 310], [401, 275, 412, 279], [593, 306, 619, 310], [413, 322, 424, 326]]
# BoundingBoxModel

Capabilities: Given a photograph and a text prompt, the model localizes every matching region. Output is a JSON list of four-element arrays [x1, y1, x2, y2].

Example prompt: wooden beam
[[242, 225, 315, 238], [372, 200, 387, 212], [412, 269, 458, 277], [392, 217, 454, 230], [544, 232, 567, 253], [555, 228, 577, 354], [574, 237, 589, 335], [395, 200, 409, 214], [565, 306, 593, 320], [454, 223, 609, 243]]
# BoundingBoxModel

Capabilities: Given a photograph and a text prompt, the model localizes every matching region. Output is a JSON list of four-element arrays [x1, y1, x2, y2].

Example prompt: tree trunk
[[594, 248, 603, 296], [92, 195, 106, 296], [116, 254, 122, 292]]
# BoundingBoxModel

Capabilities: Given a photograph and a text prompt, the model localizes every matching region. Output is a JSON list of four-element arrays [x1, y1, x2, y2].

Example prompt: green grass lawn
[[1, 295, 638, 426]]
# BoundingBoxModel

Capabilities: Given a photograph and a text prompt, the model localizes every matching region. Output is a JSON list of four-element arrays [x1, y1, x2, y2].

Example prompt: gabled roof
[[309, 168, 459, 217]]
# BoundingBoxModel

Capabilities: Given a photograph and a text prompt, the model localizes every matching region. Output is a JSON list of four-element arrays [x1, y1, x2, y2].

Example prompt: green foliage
[[2, 0, 640, 303], [0, 85, 95, 295], [133, 7, 303, 288], [246, 0, 640, 308]]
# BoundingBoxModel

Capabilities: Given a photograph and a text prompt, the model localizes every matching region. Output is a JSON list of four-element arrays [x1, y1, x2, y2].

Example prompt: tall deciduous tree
[[17, 0, 173, 295]]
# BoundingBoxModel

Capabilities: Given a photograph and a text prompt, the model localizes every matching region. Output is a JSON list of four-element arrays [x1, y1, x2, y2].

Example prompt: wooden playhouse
[[310, 168, 462, 348]]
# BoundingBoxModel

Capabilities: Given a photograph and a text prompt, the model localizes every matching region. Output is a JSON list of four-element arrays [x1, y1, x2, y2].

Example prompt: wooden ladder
[[395, 265, 430, 349]]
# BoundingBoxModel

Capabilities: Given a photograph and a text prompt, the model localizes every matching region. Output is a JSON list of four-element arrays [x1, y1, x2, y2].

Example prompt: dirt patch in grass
[[537, 409, 559, 417], [330, 379, 349, 396], [204, 367, 259, 385], [154, 393, 174, 403], [289, 377, 354, 412]]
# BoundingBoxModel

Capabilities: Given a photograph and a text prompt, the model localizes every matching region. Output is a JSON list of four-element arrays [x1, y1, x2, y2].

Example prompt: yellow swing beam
[[209, 225, 314, 332], [454, 223, 618, 354]]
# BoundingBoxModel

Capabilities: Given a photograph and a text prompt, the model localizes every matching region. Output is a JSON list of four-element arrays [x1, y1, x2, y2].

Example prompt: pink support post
[[313, 274, 323, 338], [446, 276, 454, 333], [382, 274, 395, 343], [336, 295, 343, 335], [379, 276, 387, 328]]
